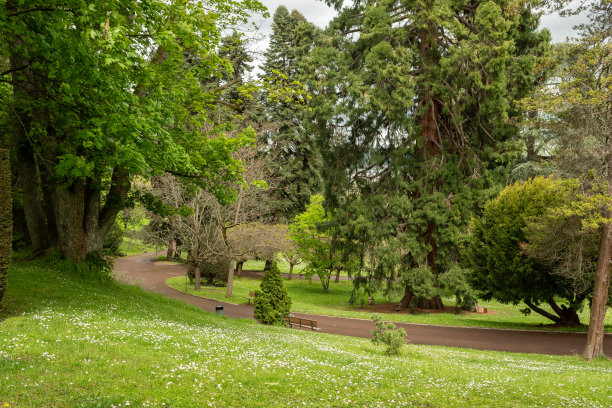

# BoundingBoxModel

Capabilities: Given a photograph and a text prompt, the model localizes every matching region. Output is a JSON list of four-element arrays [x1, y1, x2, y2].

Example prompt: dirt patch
[[356, 302, 499, 315]]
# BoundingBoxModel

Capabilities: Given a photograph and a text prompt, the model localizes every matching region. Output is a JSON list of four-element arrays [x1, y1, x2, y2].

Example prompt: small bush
[[439, 266, 477, 311], [254, 261, 291, 325], [371, 314, 406, 355]]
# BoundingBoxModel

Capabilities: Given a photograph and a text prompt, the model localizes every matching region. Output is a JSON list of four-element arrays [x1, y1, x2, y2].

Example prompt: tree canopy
[[0, 0, 266, 261], [302, 0, 550, 308]]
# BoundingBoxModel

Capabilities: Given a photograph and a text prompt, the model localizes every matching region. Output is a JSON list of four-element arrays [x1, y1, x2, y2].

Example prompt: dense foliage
[[289, 195, 352, 291], [466, 177, 587, 324], [0, 0, 265, 261], [253, 261, 291, 325], [259, 6, 321, 221], [305, 0, 550, 309]]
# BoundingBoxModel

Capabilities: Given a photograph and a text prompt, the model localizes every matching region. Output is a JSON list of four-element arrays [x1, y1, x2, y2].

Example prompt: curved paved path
[[115, 253, 611, 357]]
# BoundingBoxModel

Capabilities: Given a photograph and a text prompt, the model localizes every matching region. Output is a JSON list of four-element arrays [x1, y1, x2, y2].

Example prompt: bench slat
[[285, 315, 318, 330]]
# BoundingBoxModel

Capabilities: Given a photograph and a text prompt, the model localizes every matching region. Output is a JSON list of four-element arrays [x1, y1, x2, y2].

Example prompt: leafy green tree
[[0, 149, 11, 308], [466, 177, 588, 325], [0, 0, 266, 261], [307, 0, 550, 309], [289, 195, 351, 291], [253, 261, 291, 325], [259, 6, 321, 221]]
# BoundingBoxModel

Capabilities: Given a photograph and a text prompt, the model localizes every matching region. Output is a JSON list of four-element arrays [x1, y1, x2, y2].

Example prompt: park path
[[114, 253, 611, 357]]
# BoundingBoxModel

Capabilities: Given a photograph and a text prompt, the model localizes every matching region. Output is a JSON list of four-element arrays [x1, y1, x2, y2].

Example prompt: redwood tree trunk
[[398, 289, 444, 310]]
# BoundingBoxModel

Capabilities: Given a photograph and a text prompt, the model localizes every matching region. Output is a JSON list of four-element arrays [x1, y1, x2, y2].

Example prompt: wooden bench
[[244, 291, 255, 305], [285, 315, 320, 331]]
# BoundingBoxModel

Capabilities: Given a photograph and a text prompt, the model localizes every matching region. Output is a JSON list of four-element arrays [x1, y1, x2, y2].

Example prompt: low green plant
[[103, 220, 124, 256], [48, 249, 114, 282], [371, 314, 406, 355], [254, 261, 291, 325]]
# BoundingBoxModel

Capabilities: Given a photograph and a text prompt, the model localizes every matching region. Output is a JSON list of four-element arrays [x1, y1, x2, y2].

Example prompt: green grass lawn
[[167, 275, 612, 332], [0, 259, 610, 407], [119, 237, 159, 256]]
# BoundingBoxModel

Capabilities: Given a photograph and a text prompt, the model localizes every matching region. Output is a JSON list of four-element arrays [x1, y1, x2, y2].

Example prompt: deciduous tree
[[0, 0, 266, 261]]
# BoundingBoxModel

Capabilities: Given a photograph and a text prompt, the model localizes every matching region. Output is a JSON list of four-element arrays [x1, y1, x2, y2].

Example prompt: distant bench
[[285, 315, 320, 331], [244, 291, 255, 305]]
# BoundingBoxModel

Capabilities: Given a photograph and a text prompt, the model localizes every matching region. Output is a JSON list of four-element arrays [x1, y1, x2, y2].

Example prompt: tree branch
[[524, 297, 560, 323]]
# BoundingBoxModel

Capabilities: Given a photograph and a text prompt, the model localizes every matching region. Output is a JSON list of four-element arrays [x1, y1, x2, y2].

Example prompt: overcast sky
[[249, 0, 588, 73]]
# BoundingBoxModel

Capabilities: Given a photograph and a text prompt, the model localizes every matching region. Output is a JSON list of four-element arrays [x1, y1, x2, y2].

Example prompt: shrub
[[438, 265, 477, 311], [254, 261, 291, 325], [103, 220, 124, 256], [370, 314, 406, 355], [465, 177, 586, 324], [187, 257, 229, 286]]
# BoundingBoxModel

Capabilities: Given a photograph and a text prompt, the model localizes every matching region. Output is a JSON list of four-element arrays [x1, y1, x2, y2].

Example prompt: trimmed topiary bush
[[254, 261, 291, 325], [0, 149, 12, 308]]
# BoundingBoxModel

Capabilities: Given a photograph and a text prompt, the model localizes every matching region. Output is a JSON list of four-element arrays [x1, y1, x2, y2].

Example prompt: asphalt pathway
[[114, 253, 611, 357]]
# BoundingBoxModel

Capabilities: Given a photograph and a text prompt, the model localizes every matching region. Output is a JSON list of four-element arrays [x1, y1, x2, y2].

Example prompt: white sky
[[248, 0, 589, 73]]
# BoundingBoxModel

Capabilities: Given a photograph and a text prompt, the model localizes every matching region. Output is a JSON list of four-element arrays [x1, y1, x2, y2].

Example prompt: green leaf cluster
[[466, 177, 583, 307]]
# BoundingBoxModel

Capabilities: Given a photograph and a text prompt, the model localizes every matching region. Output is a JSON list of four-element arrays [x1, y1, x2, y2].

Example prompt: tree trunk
[[547, 298, 581, 326], [288, 263, 293, 280], [264, 259, 272, 271], [226, 246, 235, 297], [0, 149, 12, 307], [17, 149, 50, 255], [398, 289, 444, 310], [9, 28, 53, 256], [167, 235, 177, 261], [236, 261, 243, 277], [40, 170, 58, 247], [334, 268, 340, 283], [53, 167, 130, 262], [584, 171, 612, 358], [194, 261, 201, 291]]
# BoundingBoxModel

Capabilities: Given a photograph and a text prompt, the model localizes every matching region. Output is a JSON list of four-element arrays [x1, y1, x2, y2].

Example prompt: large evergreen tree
[[259, 6, 321, 222], [307, 0, 550, 308]]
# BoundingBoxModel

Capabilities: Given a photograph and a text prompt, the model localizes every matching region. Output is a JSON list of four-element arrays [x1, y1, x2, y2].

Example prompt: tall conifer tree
[[259, 7, 321, 222], [308, 0, 551, 308]]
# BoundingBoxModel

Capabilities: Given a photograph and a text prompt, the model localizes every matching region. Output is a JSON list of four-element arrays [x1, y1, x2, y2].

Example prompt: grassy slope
[[0, 260, 610, 407], [167, 276, 612, 332]]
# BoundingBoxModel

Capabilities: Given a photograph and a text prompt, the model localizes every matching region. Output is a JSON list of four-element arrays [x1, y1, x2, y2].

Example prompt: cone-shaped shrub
[[254, 261, 291, 325]]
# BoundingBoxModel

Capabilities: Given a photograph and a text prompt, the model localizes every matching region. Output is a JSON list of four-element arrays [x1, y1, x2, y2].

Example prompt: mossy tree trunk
[[0, 149, 13, 308]]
